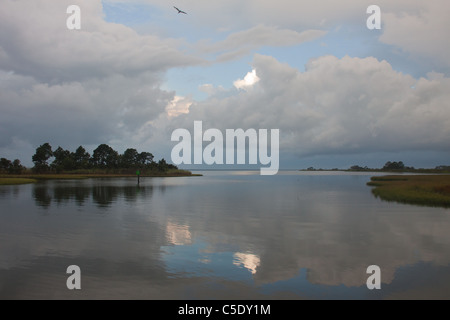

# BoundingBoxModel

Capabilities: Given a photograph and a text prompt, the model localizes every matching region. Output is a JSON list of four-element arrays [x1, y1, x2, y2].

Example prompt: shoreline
[[0, 170, 201, 185], [300, 169, 450, 174], [0, 178, 38, 185]]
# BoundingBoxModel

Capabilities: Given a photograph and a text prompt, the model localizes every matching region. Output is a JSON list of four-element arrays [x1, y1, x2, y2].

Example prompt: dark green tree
[[157, 158, 169, 171], [0, 158, 12, 173], [10, 159, 24, 174], [52, 147, 75, 172], [73, 146, 91, 169], [383, 161, 405, 171], [121, 148, 139, 168], [137, 152, 154, 166], [32, 143, 53, 172], [92, 144, 119, 168]]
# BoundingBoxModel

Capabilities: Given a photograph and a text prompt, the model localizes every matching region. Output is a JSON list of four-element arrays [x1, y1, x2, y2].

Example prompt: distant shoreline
[[300, 169, 450, 174]]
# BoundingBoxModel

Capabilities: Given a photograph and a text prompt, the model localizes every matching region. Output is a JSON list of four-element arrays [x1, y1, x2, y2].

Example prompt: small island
[[301, 161, 450, 174], [0, 143, 198, 185], [302, 160, 450, 208]]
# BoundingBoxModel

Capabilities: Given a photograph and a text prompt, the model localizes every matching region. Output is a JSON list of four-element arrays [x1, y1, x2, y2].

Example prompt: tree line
[[304, 161, 450, 173], [349, 161, 450, 172], [349, 161, 411, 171], [1, 143, 178, 174], [0, 158, 25, 174]]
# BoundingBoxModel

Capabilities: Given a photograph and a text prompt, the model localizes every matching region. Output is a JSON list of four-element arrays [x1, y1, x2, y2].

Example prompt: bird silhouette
[[173, 6, 187, 14]]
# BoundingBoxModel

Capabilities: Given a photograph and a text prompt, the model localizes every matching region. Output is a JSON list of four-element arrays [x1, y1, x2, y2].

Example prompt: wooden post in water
[[136, 170, 140, 185]]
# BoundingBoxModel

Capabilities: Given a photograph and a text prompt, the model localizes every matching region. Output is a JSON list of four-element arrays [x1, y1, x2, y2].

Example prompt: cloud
[[0, 70, 172, 155], [103, 1, 450, 71], [115, 0, 366, 30], [233, 69, 260, 90], [0, 0, 204, 163], [166, 96, 192, 117], [166, 54, 450, 158], [198, 83, 226, 96], [380, 0, 450, 69], [198, 25, 327, 62], [0, 0, 201, 82], [1, 0, 449, 166]]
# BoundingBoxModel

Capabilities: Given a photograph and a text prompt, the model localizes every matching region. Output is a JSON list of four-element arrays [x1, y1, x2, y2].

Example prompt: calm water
[[1, 171, 450, 299]]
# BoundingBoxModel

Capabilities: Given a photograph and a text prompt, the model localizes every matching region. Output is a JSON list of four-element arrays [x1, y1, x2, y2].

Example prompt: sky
[[0, 0, 450, 169]]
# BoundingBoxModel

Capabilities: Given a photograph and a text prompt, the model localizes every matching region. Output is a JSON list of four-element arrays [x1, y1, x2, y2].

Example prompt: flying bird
[[173, 6, 187, 14]]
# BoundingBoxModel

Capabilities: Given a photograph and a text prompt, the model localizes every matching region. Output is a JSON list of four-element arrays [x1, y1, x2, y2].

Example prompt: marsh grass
[[0, 169, 199, 185], [1, 174, 88, 180], [367, 175, 450, 208], [0, 178, 37, 185]]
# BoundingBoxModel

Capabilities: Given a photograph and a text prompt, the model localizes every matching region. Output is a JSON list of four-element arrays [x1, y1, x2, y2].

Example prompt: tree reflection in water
[[32, 180, 158, 209]]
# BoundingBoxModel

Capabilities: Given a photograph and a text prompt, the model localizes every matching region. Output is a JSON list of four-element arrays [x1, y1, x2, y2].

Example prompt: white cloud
[[166, 96, 192, 117], [233, 69, 260, 90]]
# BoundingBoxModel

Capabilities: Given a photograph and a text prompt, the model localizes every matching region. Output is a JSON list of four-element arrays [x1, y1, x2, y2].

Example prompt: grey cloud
[[0, 0, 199, 161], [0, 70, 172, 158], [122, 1, 449, 71], [198, 25, 327, 62], [0, 0, 202, 83], [380, 0, 450, 70]]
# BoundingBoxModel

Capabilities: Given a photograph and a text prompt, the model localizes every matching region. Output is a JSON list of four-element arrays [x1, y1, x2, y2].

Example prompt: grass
[[0, 178, 37, 185], [0, 169, 200, 185], [367, 175, 450, 208]]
